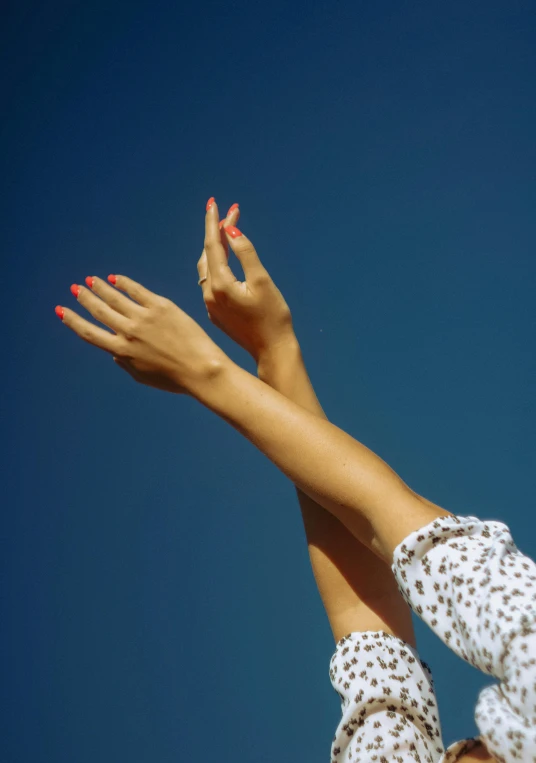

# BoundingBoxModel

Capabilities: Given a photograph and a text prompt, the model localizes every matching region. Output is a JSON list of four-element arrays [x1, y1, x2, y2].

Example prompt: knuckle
[[125, 319, 140, 337], [94, 306, 111, 326], [150, 295, 167, 313], [210, 270, 231, 296], [210, 282, 228, 299], [79, 324, 93, 341], [115, 338, 132, 357], [252, 271, 270, 288], [156, 295, 172, 310], [110, 296, 124, 312]]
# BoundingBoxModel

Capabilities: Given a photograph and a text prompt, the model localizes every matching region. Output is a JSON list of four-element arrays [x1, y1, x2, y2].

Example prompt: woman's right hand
[[196, 202, 296, 363]]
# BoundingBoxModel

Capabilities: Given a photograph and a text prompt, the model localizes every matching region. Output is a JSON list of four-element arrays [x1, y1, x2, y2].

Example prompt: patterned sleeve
[[391, 514, 536, 762], [329, 631, 449, 763]]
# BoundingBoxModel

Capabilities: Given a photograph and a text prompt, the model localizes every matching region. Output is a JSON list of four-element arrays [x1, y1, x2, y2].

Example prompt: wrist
[[181, 348, 234, 398], [256, 334, 326, 420], [256, 334, 301, 384], [189, 354, 244, 416]]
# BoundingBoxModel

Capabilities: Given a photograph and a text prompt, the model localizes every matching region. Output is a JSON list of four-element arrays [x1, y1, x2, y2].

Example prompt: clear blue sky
[[2, 1, 535, 761]]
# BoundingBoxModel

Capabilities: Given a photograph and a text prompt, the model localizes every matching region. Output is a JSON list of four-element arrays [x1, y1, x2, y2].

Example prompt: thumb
[[222, 225, 268, 284]]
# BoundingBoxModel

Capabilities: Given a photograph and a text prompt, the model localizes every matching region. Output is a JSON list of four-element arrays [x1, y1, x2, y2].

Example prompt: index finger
[[204, 197, 236, 292]]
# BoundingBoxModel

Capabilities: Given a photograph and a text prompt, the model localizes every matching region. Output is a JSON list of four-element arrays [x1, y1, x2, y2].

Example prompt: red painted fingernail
[[224, 225, 242, 238], [227, 203, 239, 215], [70, 284, 80, 298], [55, 305, 64, 320], [108, 274, 117, 284], [206, 197, 215, 211], [85, 276, 94, 288], [219, 220, 225, 229]]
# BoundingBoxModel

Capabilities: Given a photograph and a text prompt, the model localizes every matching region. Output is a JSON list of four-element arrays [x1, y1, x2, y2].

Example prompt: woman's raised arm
[[196, 199, 451, 564], [56, 199, 449, 564], [197, 201, 415, 644]]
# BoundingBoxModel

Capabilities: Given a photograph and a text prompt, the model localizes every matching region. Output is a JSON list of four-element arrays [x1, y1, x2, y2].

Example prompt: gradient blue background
[[2, 1, 535, 760]]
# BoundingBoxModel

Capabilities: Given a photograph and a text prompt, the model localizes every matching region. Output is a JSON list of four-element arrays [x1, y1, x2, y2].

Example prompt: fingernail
[[227, 203, 239, 215], [70, 284, 81, 298], [108, 274, 117, 284], [219, 220, 225, 230], [224, 225, 242, 238], [55, 305, 64, 320], [206, 197, 215, 211], [85, 276, 94, 288]]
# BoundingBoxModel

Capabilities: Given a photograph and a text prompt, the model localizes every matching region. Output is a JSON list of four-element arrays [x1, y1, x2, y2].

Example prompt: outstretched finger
[[85, 276, 141, 317], [204, 197, 236, 293], [107, 274, 158, 307], [72, 283, 131, 334], [55, 305, 122, 354], [222, 225, 269, 284]]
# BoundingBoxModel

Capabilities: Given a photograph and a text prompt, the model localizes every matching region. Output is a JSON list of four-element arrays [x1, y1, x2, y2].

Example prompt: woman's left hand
[[56, 274, 228, 394]]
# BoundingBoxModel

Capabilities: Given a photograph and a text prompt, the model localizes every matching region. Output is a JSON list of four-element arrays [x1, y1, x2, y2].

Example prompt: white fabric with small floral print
[[329, 515, 536, 763], [329, 629, 476, 762], [393, 515, 536, 762]]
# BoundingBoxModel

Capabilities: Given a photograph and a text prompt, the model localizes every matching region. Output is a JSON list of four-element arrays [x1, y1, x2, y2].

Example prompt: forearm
[[195, 358, 451, 564], [258, 338, 445, 516], [256, 337, 415, 644], [257, 337, 327, 420]]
